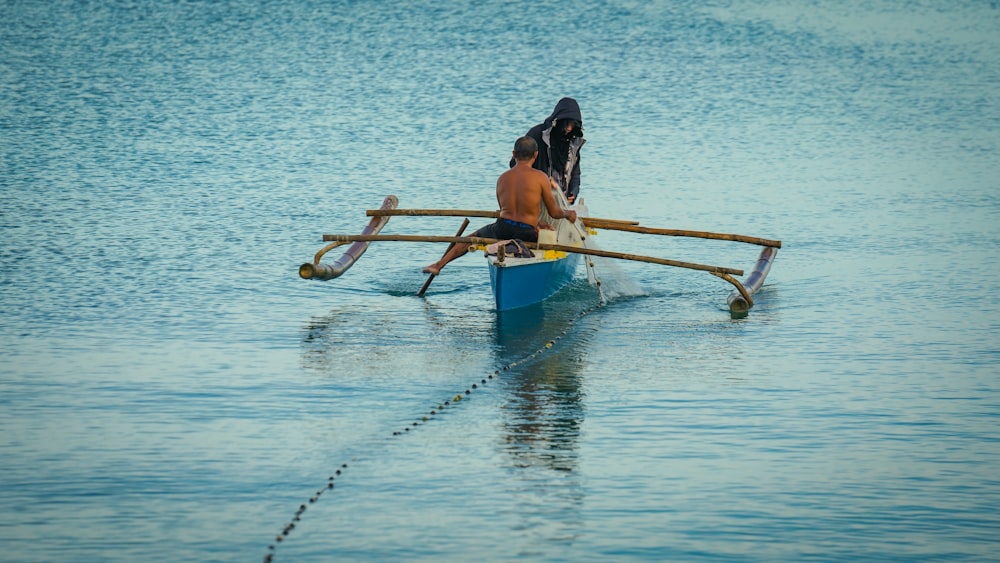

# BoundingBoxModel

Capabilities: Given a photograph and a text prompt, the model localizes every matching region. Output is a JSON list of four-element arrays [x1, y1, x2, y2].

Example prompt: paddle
[[417, 218, 470, 296]]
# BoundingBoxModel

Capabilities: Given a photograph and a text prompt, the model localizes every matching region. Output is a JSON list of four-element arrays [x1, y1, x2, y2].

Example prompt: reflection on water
[[493, 302, 592, 543], [495, 304, 587, 473]]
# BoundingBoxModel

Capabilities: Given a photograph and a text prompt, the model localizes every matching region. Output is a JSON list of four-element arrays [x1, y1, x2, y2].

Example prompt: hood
[[544, 97, 583, 128]]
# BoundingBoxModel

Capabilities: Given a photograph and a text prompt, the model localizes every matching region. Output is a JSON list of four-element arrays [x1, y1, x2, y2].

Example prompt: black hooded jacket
[[511, 97, 586, 201]]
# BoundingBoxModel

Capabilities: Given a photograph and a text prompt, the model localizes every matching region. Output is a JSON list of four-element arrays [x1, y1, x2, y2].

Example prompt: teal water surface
[[2, 1, 999, 561]]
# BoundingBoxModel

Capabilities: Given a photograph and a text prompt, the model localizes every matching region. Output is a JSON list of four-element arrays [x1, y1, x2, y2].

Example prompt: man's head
[[513, 136, 538, 161], [556, 118, 583, 140]]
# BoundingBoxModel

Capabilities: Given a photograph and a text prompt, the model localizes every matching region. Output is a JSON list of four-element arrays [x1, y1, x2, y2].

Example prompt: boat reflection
[[494, 303, 586, 474], [493, 302, 589, 540]]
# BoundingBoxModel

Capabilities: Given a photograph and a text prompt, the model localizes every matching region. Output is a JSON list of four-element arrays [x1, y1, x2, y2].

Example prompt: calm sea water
[[2, 1, 999, 561]]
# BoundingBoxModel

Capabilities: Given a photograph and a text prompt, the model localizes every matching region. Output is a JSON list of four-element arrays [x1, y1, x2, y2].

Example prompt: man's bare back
[[498, 159, 577, 228]]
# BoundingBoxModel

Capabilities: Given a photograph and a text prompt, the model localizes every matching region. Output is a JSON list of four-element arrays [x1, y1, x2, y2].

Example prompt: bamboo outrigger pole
[[587, 224, 781, 248], [365, 208, 779, 248], [366, 208, 640, 227], [312, 234, 745, 277]]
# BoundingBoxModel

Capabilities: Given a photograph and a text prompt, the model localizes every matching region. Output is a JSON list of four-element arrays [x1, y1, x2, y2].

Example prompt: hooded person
[[510, 97, 585, 204]]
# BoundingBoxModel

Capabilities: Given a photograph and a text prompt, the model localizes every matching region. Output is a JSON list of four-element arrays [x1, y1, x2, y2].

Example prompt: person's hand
[[549, 177, 559, 190], [566, 194, 576, 204], [567, 210, 578, 223]]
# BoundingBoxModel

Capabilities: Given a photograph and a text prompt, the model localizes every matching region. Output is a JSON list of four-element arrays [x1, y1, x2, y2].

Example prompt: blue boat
[[486, 205, 588, 311], [489, 251, 581, 311]]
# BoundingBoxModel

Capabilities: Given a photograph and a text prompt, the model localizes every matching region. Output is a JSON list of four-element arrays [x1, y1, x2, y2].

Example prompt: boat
[[298, 194, 781, 316]]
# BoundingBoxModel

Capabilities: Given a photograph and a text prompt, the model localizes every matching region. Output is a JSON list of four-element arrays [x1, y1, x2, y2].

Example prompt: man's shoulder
[[528, 167, 549, 181], [514, 165, 549, 183]]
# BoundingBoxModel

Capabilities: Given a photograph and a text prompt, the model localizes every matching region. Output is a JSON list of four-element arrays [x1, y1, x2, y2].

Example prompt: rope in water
[[263, 299, 606, 562], [583, 233, 607, 306]]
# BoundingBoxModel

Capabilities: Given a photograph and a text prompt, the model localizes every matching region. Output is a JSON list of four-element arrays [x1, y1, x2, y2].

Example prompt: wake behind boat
[[299, 194, 781, 316]]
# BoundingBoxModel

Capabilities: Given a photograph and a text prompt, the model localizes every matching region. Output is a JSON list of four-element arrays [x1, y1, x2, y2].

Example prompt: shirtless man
[[422, 136, 578, 276]]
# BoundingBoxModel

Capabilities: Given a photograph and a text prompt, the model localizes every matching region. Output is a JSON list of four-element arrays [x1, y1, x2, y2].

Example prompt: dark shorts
[[474, 218, 538, 243]]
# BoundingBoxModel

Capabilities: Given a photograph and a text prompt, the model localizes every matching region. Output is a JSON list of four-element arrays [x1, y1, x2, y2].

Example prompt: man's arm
[[540, 177, 577, 223]]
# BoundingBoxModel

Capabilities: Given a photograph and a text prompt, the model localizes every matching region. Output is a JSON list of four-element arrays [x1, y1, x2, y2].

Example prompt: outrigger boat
[[299, 194, 781, 316]]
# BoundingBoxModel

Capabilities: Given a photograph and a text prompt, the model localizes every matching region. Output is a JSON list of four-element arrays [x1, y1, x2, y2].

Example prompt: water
[[2, 1, 998, 561]]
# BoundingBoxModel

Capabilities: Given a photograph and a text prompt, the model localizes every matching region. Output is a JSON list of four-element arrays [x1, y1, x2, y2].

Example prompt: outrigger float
[[299, 194, 781, 316]]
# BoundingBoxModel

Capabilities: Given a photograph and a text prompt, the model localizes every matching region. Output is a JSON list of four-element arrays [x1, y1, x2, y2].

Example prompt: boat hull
[[489, 252, 582, 311]]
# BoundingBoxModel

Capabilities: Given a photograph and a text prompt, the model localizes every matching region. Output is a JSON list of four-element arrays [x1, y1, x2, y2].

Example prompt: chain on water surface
[[263, 300, 605, 562]]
